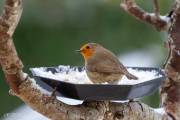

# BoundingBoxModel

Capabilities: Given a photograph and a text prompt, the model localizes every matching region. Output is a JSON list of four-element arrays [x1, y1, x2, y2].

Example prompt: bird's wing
[[87, 62, 122, 73], [86, 51, 126, 74]]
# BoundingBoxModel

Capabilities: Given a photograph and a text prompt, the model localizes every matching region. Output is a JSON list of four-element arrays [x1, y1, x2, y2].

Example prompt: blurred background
[[0, 0, 172, 119]]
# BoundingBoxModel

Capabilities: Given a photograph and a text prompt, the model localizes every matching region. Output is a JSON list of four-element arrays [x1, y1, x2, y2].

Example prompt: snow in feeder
[[30, 65, 165, 101]]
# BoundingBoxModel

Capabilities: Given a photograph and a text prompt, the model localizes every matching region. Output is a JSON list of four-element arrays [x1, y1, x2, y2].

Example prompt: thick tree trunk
[[161, 1, 180, 119], [0, 0, 179, 120]]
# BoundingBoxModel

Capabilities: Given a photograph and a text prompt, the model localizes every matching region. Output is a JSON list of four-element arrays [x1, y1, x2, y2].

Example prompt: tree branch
[[0, 0, 23, 93], [120, 0, 169, 31], [17, 78, 163, 120], [0, 0, 167, 119]]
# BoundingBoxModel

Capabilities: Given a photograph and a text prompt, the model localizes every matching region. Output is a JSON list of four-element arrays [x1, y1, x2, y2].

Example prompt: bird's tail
[[126, 72, 138, 80]]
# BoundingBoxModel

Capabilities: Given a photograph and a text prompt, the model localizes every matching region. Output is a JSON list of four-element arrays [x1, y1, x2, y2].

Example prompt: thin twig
[[153, 0, 160, 19]]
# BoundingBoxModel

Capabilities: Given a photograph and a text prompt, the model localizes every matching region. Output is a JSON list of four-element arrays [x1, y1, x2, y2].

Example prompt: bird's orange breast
[[81, 50, 93, 60]]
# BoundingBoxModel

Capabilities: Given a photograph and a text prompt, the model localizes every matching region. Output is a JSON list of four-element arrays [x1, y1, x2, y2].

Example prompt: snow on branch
[[120, 0, 170, 31]]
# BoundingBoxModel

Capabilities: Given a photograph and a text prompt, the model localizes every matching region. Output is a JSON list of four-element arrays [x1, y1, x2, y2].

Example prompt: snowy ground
[[1, 47, 165, 120]]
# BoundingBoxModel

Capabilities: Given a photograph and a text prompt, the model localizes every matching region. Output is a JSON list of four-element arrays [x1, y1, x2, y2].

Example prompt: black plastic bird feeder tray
[[30, 66, 165, 101]]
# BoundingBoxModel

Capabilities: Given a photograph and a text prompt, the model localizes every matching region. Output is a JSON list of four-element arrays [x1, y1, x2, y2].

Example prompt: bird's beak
[[75, 49, 82, 53]]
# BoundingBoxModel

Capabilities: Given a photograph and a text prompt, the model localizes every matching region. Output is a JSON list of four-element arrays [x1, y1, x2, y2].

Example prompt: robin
[[77, 43, 138, 84]]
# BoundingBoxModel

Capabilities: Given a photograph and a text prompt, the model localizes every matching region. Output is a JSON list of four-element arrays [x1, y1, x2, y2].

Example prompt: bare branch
[[0, 0, 22, 37], [0, 0, 23, 93], [120, 0, 169, 31]]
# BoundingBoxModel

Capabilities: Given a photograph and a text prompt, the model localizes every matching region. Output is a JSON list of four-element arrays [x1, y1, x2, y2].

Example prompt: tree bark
[[161, 0, 180, 119], [0, 0, 179, 120]]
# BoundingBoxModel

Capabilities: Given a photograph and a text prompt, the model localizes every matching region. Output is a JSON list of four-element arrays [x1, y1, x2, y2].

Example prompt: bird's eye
[[86, 46, 90, 49]]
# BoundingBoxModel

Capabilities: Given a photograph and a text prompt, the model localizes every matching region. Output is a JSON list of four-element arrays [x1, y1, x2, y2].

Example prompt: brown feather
[[84, 43, 138, 83]]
